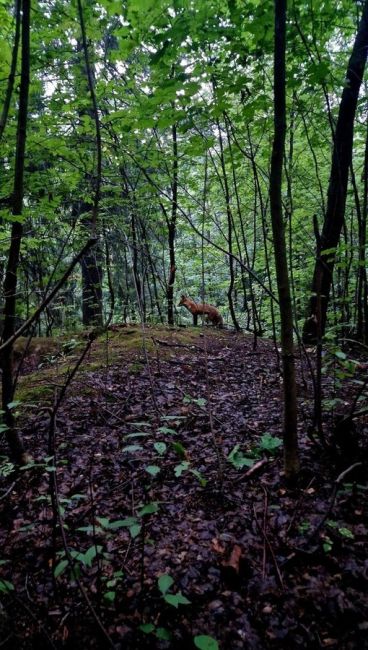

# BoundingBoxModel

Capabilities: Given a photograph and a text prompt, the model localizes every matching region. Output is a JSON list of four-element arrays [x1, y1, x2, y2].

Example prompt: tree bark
[[356, 113, 368, 342], [167, 122, 178, 326], [75, 3, 103, 325], [303, 0, 368, 341], [0, 0, 21, 141], [1, 0, 30, 462], [270, 0, 299, 480], [216, 118, 240, 331]]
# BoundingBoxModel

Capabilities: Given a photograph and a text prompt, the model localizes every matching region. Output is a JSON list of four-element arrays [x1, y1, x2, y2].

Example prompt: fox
[[178, 295, 223, 328]]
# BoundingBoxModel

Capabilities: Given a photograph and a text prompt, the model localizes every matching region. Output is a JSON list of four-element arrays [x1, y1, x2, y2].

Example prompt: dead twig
[[303, 462, 363, 546], [152, 337, 203, 351], [234, 458, 271, 484], [252, 502, 284, 589]]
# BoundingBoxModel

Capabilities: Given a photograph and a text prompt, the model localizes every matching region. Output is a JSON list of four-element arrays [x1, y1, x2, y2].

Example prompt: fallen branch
[[234, 458, 271, 483], [152, 337, 202, 351]]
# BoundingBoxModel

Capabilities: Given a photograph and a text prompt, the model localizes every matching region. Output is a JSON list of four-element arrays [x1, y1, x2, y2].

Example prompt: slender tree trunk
[[356, 114, 368, 342], [303, 0, 368, 341], [130, 210, 142, 308], [224, 116, 261, 336], [270, 0, 299, 480], [81, 245, 103, 326], [0, 0, 21, 141], [75, 16, 103, 326], [140, 221, 164, 323], [72, 201, 103, 326], [247, 126, 278, 350], [1, 0, 30, 463], [216, 118, 240, 331], [167, 122, 178, 325]]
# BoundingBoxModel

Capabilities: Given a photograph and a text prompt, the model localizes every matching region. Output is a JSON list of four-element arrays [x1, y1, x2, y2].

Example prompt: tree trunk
[[167, 122, 178, 326], [270, 0, 299, 480], [75, 25, 103, 327], [216, 118, 240, 331], [81, 245, 103, 326], [1, 0, 30, 463], [0, 0, 21, 141], [72, 202, 103, 327], [356, 113, 368, 342], [303, 0, 368, 341]]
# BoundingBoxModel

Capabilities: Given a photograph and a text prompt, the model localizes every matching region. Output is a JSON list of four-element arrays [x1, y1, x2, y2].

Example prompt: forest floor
[[0, 325, 367, 650]]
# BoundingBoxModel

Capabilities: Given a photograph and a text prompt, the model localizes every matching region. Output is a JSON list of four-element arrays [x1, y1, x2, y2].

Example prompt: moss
[[128, 362, 144, 374], [8, 325, 231, 409]]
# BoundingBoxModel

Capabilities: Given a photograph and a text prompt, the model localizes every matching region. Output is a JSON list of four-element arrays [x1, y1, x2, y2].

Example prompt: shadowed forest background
[[0, 0, 368, 648]]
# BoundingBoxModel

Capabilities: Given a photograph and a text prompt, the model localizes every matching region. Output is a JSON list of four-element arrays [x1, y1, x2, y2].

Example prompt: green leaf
[[129, 524, 142, 538], [125, 432, 150, 439], [190, 469, 207, 487], [108, 517, 138, 529], [122, 444, 143, 453], [194, 397, 207, 406], [156, 627, 172, 640], [104, 591, 116, 602], [109, 517, 138, 530], [194, 635, 219, 650], [54, 559, 68, 578], [171, 441, 187, 458], [164, 592, 191, 608], [0, 579, 14, 593], [338, 527, 354, 539], [77, 525, 97, 533], [174, 461, 190, 477], [158, 574, 174, 595], [137, 502, 159, 517], [6, 400, 21, 410], [259, 434, 282, 452], [154, 442, 167, 455], [158, 426, 178, 435], [227, 445, 254, 469], [334, 351, 347, 360], [96, 517, 110, 528], [145, 465, 161, 476], [139, 623, 155, 634], [83, 545, 102, 567]]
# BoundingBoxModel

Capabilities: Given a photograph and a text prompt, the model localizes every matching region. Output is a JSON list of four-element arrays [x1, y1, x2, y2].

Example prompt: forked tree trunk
[[303, 0, 368, 341], [270, 0, 299, 480]]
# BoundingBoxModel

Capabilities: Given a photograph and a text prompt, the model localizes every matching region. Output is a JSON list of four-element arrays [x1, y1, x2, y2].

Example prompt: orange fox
[[178, 295, 223, 328]]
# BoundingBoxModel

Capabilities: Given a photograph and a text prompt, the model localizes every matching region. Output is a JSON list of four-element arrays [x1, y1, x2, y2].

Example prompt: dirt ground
[[0, 326, 367, 649]]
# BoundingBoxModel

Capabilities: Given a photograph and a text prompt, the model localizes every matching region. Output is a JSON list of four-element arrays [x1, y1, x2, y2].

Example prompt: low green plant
[[158, 574, 191, 608], [139, 622, 172, 640], [194, 635, 219, 650], [0, 457, 15, 477], [227, 433, 282, 470], [183, 394, 207, 407], [0, 560, 14, 594]]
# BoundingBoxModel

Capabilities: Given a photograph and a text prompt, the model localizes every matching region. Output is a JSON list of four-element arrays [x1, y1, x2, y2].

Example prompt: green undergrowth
[[12, 325, 226, 407]]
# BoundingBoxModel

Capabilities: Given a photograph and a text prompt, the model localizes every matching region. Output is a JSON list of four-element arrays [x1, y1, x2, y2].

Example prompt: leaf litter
[[0, 326, 367, 649]]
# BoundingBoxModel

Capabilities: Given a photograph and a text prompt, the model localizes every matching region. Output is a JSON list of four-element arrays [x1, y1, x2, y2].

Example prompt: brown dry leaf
[[222, 544, 242, 573], [322, 639, 338, 647], [211, 538, 226, 554]]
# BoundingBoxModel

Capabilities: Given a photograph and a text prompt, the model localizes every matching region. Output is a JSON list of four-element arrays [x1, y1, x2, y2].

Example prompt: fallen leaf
[[211, 538, 226, 554], [222, 544, 242, 574]]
